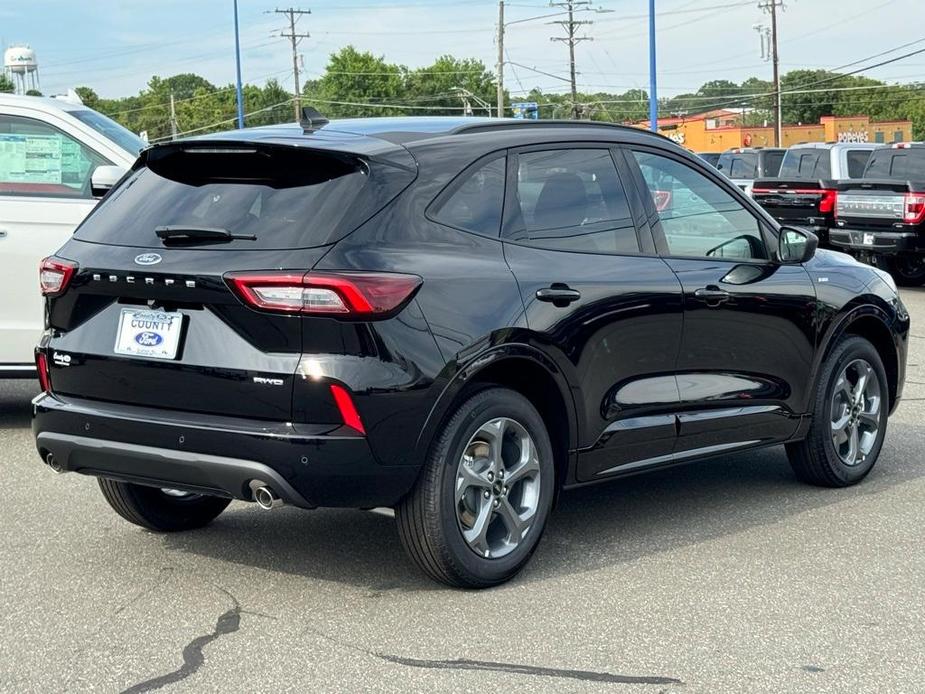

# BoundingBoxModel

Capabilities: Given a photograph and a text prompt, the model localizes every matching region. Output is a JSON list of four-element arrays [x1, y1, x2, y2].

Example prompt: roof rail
[[450, 119, 672, 141]]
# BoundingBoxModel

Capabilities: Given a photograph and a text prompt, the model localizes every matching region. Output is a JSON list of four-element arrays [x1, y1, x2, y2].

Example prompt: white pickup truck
[[0, 93, 142, 378]]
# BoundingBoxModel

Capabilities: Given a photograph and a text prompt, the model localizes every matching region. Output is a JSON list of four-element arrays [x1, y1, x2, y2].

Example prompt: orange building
[[637, 110, 914, 152]]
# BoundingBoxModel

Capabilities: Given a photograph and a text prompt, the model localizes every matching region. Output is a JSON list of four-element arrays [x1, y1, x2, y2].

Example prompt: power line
[[664, 41, 925, 117], [149, 97, 297, 142]]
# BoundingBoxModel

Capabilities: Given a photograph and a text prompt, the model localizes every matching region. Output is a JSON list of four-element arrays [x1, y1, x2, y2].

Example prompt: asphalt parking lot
[[1, 292, 924, 694]]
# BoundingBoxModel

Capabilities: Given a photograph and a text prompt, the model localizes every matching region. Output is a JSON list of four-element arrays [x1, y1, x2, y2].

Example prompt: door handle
[[536, 284, 581, 307], [0, 230, 7, 240], [694, 286, 730, 306]]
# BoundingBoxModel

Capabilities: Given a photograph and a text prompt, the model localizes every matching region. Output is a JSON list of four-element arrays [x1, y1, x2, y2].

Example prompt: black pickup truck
[[752, 180, 837, 246], [829, 143, 925, 285], [751, 143, 879, 248]]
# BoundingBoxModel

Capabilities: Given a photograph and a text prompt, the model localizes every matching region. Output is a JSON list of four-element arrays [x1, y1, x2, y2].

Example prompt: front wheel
[[886, 253, 925, 287], [786, 336, 889, 487], [98, 479, 231, 531], [396, 388, 555, 588]]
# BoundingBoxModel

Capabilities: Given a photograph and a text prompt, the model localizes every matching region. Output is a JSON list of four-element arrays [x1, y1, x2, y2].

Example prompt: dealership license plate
[[863, 233, 875, 246], [114, 308, 183, 360]]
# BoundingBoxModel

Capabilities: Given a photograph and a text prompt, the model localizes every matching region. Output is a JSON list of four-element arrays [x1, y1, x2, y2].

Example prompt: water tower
[[4, 45, 40, 95]]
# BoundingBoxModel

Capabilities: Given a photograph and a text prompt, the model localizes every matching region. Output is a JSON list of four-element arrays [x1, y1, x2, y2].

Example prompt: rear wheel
[[98, 479, 231, 531], [886, 253, 925, 286], [396, 388, 555, 588], [786, 336, 888, 487]]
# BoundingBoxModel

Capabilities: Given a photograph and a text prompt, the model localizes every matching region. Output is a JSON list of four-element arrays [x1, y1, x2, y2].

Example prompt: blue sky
[[4, 0, 924, 100]]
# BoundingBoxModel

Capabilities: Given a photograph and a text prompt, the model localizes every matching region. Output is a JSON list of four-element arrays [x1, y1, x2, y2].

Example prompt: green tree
[[405, 55, 496, 116], [307, 46, 406, 118], [0, 74, 14, 94], [74, 86, 100, 109]]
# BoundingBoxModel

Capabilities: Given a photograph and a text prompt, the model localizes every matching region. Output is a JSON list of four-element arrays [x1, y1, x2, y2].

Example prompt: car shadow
[[0, 380, 38, 429], [161, 422, 925, 593]]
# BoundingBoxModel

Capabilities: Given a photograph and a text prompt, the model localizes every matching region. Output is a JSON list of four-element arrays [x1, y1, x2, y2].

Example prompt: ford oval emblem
[[134, 332, 163, 347], [134, 253, 162, 266]]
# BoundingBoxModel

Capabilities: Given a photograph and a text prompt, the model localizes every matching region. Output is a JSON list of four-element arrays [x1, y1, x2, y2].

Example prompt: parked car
[[830, 142, 925, 285], [716, 147, 785, 196], [0, 93, 140, 378], [696, 151, 722, 168], [751, 142, 882, 247], [33, 116, 908, 588]]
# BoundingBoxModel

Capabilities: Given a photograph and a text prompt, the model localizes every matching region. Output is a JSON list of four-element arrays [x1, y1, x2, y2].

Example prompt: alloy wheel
[[830, 358, 881, 466], [455, 417, 542, 559]]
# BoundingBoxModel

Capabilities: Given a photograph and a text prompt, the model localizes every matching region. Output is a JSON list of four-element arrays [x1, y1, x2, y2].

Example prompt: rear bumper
[[829, 229, 918, 254], [32, 394, 420, 508]]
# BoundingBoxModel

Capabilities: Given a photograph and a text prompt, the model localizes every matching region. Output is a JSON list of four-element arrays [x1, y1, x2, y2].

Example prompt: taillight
[[904, 194, 925, 224], [818, 189, 837, 214], [751, 188, 836, 214], [330, 383, 366, 435], [39, 257, 77, 297], [35, 352, 51, 393], [225, 271, 422, 317]]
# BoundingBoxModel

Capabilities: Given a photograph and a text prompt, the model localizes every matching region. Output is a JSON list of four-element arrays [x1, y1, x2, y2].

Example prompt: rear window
[[761, 151, 784, 177], [846, 149, 873, 178], [718, 152, 758, 179], [864, 150, 925, 179], [778, 149, 831, 178], [75, 144, 410, 250]]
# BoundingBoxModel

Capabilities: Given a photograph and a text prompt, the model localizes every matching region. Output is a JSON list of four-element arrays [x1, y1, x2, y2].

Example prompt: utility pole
[[169, 92, 178, 140], [648, 0, 657, 132], [759, 0, 783, 146], [233, 0, 244, 128], [496, 0, 504, 118], [274, 7, 311, 121], [550, 1, 593, 119]]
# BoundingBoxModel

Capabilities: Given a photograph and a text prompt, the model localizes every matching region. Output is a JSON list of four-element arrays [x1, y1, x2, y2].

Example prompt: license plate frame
[[113, 308, 184, 360]]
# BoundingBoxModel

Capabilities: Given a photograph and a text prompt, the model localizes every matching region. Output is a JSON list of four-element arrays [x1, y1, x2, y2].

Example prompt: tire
[[786, 336, 889, 488], [886, 253, 925, 287], [98, 479, 231, 532], [396, 388, 556, 588]]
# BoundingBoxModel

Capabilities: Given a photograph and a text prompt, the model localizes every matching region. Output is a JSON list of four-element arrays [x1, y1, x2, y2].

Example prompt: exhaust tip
[[253, 485, 282, 510], [45, 452, 64, 474]]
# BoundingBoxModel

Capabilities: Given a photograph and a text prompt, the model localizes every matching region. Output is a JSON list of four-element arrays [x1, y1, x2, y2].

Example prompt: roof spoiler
[[300, 106, 329, 133]]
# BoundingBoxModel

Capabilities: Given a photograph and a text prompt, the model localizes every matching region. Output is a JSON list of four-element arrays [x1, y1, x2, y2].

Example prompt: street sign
[[512, 102, 539, 120]]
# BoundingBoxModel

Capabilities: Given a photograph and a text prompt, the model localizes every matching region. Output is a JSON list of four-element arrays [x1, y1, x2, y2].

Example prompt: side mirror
[[716, 163, 724, 171], [91, 165, 127, 198], [777, 226, 818, 264]]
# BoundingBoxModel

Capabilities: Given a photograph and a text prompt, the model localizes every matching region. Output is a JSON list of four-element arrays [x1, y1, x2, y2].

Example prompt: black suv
[[33, 116, 909, 588]]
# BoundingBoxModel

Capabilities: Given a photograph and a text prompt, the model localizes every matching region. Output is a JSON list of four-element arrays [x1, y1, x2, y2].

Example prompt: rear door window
[[75, 144, 411, 250], [504, 148, 639, 254], [430, 155, 505, 236]]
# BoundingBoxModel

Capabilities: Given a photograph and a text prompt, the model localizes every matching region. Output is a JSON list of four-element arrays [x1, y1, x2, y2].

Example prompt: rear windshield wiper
[[155, 225, 257, 244]]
